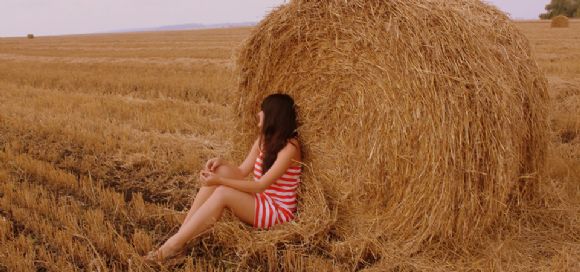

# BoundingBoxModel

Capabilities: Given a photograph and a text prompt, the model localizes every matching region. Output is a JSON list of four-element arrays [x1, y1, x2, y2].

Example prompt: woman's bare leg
[[178, 164, 244, 231], [157, 186, 255, 258]]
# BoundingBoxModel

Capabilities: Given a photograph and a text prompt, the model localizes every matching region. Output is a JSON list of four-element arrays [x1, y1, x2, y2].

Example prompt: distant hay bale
[[27, 34, 34, 39], [551, 15, 569, 28], [234, 0, 549, 260]]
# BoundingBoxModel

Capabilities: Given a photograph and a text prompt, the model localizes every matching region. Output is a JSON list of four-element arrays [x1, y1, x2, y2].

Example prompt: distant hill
[[113, 22, 257, 33]]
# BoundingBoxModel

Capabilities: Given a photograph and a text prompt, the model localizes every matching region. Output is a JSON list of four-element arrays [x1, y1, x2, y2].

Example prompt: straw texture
[[551, 15, 570, 28], [234, 0, 549, 263]]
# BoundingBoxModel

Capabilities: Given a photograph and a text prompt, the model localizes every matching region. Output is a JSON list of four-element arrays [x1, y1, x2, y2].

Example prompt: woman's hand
[[199, 170, 221, 186], [205, 158, 223, 172]]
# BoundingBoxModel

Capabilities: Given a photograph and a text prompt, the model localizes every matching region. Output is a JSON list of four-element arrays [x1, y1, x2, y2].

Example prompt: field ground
[[0, 21, 578, 271]]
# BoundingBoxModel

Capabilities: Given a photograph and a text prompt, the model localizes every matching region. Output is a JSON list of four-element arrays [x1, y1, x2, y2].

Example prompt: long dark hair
[[260, 94, 299, 173]]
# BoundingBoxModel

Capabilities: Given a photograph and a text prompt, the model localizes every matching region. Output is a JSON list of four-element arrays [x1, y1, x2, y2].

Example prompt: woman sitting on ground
[[145, 93, 303, 261]]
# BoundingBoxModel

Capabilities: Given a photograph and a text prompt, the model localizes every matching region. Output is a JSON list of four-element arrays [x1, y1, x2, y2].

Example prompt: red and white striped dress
[[253, 150, 302, 229]]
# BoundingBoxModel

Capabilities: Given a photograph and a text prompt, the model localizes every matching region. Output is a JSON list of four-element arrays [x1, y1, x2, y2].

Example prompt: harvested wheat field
[[0, 2, 579, 272]]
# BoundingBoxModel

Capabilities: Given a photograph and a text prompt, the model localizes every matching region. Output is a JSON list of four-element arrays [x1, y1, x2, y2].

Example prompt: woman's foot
[[143, 245, 184, 263], [144, 250, 161, 263]]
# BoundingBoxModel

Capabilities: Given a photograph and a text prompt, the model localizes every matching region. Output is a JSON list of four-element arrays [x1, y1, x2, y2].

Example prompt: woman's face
[[257, 110, 264, 128]]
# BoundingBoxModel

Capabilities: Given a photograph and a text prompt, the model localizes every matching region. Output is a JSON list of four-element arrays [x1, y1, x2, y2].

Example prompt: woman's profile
[[145, 93, 302, 262]]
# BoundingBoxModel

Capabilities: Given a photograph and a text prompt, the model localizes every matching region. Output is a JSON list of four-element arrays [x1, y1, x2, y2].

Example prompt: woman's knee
[[213, 185, 230, 197], [198, 185, 218, 192], [214, 165, 243, 179], [213, 186, 238, 203], [195, 185, 218, 198]]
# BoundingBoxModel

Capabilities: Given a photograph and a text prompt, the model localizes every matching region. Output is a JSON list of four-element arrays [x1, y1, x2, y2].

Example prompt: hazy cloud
[[0, 0, 549, 37]]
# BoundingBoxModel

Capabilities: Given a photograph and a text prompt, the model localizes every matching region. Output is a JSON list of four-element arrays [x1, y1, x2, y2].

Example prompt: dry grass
[[0, 9, 578, 272]]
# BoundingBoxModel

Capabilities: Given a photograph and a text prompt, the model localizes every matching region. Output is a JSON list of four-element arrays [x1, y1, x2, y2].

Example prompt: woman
[[145, 93, 302, 262]]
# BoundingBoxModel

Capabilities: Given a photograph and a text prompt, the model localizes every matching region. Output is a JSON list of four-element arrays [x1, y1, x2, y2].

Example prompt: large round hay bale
[[551, 15, 569, 28], [27, 34, 34, 39], [234, 0, 548, 256]]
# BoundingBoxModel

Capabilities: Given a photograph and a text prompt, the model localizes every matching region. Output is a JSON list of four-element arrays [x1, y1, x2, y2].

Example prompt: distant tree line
[[540, 0, 580, 19]]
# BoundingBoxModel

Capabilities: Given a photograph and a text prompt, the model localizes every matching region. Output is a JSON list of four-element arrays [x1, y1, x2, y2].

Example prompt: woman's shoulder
[[289, 139, 302, 166], [286, 137, 300, 150], [283, 138, 301, 163]]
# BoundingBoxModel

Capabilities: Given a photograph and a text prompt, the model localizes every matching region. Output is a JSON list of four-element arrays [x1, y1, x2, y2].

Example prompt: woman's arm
[[200, 142, 298, 194], [205, 138, 259, 176], [237, 138, 260, 177]]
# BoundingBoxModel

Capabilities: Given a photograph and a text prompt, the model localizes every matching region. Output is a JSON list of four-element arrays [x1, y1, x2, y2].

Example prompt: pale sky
[[0, 0, 549, 37]]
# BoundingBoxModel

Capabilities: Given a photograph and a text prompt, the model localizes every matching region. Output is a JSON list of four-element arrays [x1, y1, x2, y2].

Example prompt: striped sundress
[[253, 150, 302, 229]]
